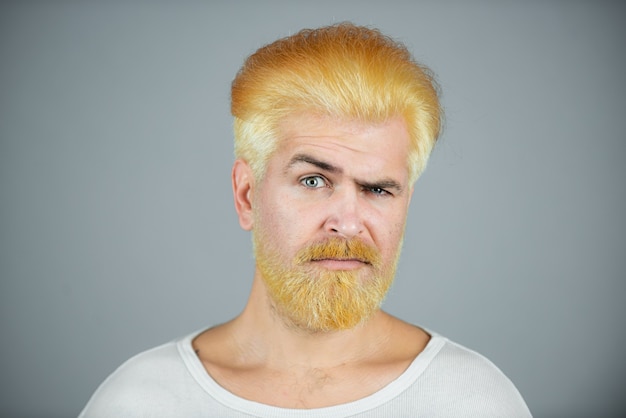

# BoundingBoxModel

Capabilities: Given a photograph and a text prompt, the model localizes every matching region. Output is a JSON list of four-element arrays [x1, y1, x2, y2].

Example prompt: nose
[[324, 188, 364, 238]]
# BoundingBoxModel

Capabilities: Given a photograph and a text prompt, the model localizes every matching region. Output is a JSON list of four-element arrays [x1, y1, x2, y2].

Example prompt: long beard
[[254, 235, 398, 332]]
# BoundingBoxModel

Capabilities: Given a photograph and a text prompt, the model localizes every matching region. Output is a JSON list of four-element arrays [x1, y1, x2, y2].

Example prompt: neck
[[229, 272, 394, 370]]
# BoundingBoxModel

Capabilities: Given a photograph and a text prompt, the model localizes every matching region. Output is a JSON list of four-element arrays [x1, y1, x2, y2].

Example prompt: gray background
[[1, 1, 624, 417]]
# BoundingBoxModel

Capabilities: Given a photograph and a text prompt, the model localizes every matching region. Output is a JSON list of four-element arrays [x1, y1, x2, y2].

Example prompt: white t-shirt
[[79, 330, 532, 417]]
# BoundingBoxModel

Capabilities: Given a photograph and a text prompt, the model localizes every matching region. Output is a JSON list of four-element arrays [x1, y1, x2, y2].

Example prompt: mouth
[[310, 258, 371, 270], [295, 237, 380, 271]]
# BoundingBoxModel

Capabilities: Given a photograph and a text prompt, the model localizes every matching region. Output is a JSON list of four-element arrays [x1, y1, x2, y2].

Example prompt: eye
[[370, 187, 386, 195], [364, 186, 391, 197], [300, 175, 327, 189]]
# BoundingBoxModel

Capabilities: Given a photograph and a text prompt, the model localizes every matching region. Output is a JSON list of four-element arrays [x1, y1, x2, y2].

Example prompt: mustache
[[295, 238, 381, 267]]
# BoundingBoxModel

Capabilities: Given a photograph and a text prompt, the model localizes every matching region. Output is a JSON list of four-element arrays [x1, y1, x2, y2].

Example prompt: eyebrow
[[287, 153, 342, 174], [286, 153, 404, 193]]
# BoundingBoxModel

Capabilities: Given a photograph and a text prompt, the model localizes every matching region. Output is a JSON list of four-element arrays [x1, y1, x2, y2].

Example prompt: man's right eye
[[300, 176, 327, 188]]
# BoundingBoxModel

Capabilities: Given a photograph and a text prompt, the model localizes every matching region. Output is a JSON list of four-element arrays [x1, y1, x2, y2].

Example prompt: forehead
[[266, 113, 411, 184], [275, 113, 410, 156]]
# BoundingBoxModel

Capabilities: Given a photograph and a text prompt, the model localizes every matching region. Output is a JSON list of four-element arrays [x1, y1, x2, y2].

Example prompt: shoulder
[[432, 336, 512, 378], [79, 337, 204, 417], [411, 333, 532, 417]]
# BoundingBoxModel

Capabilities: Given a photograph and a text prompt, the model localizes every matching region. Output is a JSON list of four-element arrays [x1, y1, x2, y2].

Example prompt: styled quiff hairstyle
[[231, 22, 442, 184]]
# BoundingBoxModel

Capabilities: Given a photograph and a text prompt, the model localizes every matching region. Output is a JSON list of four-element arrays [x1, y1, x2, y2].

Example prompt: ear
[[232, 159, 255, 231]]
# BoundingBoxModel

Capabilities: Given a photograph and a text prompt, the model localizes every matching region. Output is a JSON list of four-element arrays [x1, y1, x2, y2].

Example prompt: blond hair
[[231, 22, 442, 184]]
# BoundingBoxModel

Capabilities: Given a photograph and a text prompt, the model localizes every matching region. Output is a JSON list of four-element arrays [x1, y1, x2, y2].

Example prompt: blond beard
[[253, 233, 400, 333]]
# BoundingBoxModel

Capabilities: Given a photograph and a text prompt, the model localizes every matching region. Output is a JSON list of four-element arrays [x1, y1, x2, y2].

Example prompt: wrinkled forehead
[[268, 113, 412, 181]]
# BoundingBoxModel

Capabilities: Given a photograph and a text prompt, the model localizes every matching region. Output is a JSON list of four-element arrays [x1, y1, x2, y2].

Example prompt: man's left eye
[[301, 176, 326, 188], [365, 187, 389, 196]]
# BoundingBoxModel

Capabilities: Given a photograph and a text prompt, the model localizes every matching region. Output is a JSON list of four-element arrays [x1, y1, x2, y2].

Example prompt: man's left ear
[[232, 159, 254, 231]]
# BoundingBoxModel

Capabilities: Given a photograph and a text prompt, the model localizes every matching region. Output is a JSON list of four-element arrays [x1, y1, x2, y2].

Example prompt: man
[[80, 23, 531, 417]]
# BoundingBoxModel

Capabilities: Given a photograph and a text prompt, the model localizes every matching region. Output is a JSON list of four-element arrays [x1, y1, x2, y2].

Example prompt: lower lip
[[311, 259, 367, 270]]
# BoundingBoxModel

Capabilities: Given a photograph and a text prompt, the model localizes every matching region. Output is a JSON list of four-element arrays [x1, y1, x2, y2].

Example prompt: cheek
[[382, 229, 402, 254], [256, 194, 300, 243], [373, 210, 408, 256]]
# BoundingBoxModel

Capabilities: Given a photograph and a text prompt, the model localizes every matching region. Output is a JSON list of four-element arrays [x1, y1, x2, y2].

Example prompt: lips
[[308, 257, 372, 272], [295, 237, 381, 269], [311, 257, 371, 264]]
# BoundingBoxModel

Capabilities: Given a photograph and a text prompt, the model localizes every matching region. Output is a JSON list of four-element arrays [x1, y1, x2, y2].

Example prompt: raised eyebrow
[[286, 153, 342, 174]]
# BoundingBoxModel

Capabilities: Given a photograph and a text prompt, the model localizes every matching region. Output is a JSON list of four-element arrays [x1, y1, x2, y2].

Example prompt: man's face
[[246, 114, 413, 332]]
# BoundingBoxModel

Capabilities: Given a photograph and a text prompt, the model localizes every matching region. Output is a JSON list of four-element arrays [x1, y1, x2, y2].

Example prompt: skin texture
[[193, 114, 430, 408]]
